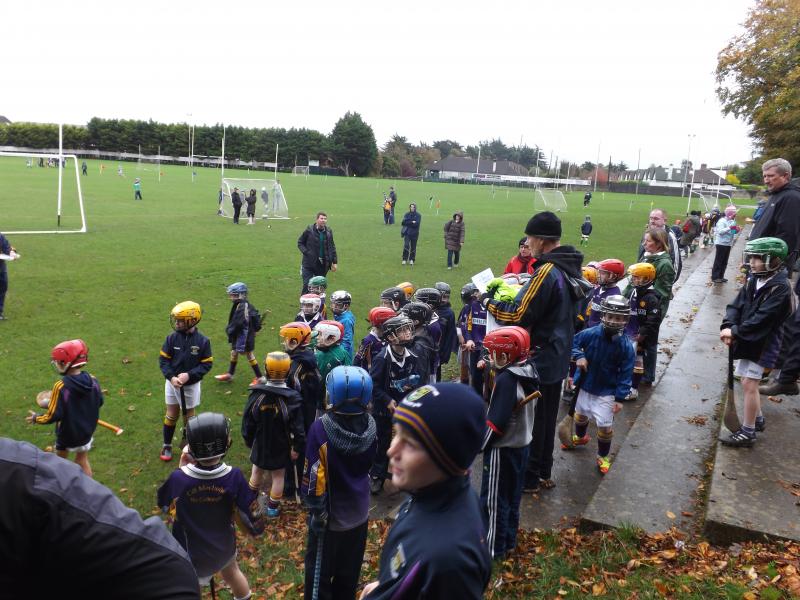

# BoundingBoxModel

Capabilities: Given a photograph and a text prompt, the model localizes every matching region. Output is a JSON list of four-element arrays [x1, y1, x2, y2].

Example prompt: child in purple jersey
[[586, 259, 624, 328], [354, 307, 393, 371], [158, 412, 264, 600], [303, 366, 377, 600], [622, 263, 663, 401]]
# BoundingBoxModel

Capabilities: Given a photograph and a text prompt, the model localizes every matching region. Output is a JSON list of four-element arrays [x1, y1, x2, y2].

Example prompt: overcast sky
[[2, 0, 756, 168]]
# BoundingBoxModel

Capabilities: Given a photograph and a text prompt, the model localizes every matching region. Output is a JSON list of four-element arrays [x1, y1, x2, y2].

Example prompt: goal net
[[220, 178, 289, 220], [0, 152, 87, 234], [534, 188, 567, 213], [292, 166, 309, 177]]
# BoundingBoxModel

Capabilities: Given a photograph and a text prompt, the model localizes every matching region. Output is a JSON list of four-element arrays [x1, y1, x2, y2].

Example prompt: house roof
[[623, 165, 727, 185], [427, 155, 527, 176], [0, 116, 11, 124]]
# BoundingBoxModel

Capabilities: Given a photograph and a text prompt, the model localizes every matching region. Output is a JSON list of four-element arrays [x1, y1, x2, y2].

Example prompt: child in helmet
[[412, 288, 445, 383], [314, 320, 352, 381], [433, 282, 457, 381], [456, 283, 480, 385], [296, 293, 323, 331], [379, 286, 406, 312], [586, 259, 624, 329], [215, 282, 264, 385], [354, 307, 393, 371], [622, 263, 663, 401], [157, 301, 213, 462], [279, 321, 323, 499], [396, 281, 416, 302], [460, 283, 488, 397], [480, 327, 539, 558], [157, 412, 264, 600], [579, 215, 592, 246], [242, 351, 305, 518], [307, 276, 328, 318], [331, 290, 355, 358], [720, 237, 793, 447], [368, 314, 424, 495], [564, 295, 635, 475], [27, 339, 104, 476], [302, 366, 377, 600]]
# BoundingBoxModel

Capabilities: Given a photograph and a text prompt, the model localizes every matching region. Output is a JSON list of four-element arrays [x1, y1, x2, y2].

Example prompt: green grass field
[[1, 156, 764, 597]]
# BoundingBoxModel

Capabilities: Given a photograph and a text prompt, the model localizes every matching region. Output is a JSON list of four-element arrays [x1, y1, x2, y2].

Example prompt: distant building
[[426, 156, 529, 180], [0, 116, 11, 125], [621, 163, 734, 191]]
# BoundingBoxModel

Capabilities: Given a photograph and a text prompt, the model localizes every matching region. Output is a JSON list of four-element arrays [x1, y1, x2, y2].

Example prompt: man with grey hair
[[637, 208, 682, 281], [754, 158, 800, 397]]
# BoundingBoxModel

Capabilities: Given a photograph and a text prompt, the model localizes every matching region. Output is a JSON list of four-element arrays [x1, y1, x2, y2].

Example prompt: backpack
[[249, 305, 263, 332]]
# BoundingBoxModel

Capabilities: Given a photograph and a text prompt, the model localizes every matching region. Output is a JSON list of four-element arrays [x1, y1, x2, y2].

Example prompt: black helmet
[[400, 301, 432, 326], [414, 287, 442, 309], [381, 314, 414, 345], [461, 283, 479, 304], [186, 412, 231, 462], [380, 286, 406, 310], [434, 281, 451, 301]]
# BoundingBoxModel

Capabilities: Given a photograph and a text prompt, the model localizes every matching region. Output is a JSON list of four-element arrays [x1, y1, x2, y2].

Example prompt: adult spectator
[[231, 187, 242, 224], [0, 437, 200, 599], [388, 186, 397, 224], [679, 211, 702, 257], [0, 231, 18, 321], [503, 237, 535, 275], [755, 158, 800, 397], [443, 211, 465, 270], [485, 211, 584, 491], [637, 208, 682, 281], [298, 212, 338, 294], [401, 203, 421, 265], [638, 228, 675, 387], [710, 206, 741, 283]]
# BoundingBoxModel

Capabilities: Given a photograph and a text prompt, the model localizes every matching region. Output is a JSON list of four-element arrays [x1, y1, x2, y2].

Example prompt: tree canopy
[[329, 112, 378, 177], [716, 0, 800, 166]]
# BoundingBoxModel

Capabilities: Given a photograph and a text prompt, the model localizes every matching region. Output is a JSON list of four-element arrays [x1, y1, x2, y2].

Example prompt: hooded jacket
[[483, 359, 539, 449], [241, 382, 305, 470], [444, 212, 465, 251], [750, 180, 800, 260], [487, 245, 584, 384], [33, 372, 104, 448], [642, 251, 675, 314]]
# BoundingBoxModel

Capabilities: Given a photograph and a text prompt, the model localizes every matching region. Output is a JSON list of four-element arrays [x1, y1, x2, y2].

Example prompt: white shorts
[[734, 359, 764, 380], [575, 389, 616, 428], [63, 437, 93, 453], [164, 381, 201, 409]]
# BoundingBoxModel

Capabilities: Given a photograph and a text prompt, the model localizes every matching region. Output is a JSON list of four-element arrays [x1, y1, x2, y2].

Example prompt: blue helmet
[[326, 366, 372, 414], [226, 282, 248, 299]]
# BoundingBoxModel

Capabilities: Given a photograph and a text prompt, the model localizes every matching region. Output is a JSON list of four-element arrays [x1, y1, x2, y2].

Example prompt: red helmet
[[368, 306, 396, 328], [597, 258, 625, 283], [51, 339, 89, 372], [483, 326, 530, 364]]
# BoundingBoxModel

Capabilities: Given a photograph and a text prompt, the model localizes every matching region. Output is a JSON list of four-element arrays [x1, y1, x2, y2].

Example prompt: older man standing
[[297, 212, 338, 294], [754, 158, 800, 396], [484, 211, 584, 491], [638, 208, 682, 282]]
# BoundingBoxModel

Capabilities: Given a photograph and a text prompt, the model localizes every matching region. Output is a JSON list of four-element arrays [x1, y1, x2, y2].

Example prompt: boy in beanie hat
[[360, 383, 491, 600], [484, 211, 585, 492]]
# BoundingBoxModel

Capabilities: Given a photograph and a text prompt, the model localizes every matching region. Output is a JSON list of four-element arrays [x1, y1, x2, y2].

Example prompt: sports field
[[0, 156, 712, 513]]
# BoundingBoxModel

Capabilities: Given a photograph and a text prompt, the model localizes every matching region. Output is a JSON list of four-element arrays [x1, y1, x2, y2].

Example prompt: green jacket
[[315, 344, 352, 381], [643, 251, 675, 314]]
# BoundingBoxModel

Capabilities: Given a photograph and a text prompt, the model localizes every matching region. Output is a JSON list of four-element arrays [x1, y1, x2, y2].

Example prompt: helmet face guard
[[314, 320, 344, 349], [744, 237, 788, 277], [307, 276, 328, 295], [171, 301, 202, 331], [300, 294, 321, 316], [265, 351, 291, 381], [627, 263, 656, 288], [226, 282, 248, 300], [599, 295, 630, 333], [382, 315, 414, 346], [279, 322, 312, 351]]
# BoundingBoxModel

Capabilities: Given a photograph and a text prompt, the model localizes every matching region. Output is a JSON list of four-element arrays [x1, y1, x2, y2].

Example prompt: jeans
[[402, 237, 418, 261], [447, 249, 460, 267]]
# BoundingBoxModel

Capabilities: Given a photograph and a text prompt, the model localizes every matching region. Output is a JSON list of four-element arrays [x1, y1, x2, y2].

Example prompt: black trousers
[[304, 520, 368, 600], [402, 237, 418, 261], [369, 413, 393, 482], [778, 306, 800, 382], [525, 381, 563, 486], [711, 244, 732, 280], [232, 203, 242, 224]]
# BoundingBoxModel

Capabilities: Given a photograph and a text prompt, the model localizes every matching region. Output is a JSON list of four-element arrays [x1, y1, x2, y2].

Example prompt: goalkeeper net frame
[[0, 151, 87, 234], [292, 165, 309, 178], [220, 178, 289, 220], [534, 188, 568, 213]]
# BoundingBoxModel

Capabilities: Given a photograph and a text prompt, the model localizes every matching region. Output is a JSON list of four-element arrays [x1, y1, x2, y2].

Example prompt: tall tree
[[716, 0, 800, 166], [329, 111, 378, 176], [432, 139, 464, 158]]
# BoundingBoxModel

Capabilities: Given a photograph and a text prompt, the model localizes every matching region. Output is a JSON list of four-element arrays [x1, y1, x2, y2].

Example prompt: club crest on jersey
[[390, 542, 407, 579], [639, 301, 646, 308], [402, 384, 436, 406], [190, 345, 200, 355]]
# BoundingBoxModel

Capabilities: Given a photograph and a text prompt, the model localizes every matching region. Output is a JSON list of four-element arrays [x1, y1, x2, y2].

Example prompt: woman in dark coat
[[443, 211, 465, 269], [401, 203, 421, 265]]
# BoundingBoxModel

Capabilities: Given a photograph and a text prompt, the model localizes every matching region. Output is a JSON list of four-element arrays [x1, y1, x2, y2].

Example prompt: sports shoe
[[214, 372, 233, 382], [447, 266, 452, 270], [160, 445, 173, 461], [409, 260, 414, 266], [561, 433, 590, 450], [621, 389, 638, 401], [402, 260, 406, 265], [250, 377, 262, 386], [721, 428, 756, 447], [266, 506, 280, 518], [755, 416, 766, 432], [597, 455, 611, 474], [369, 477, 383, 495], [0, 314, 5, 321], [758, 380, 799, 396]]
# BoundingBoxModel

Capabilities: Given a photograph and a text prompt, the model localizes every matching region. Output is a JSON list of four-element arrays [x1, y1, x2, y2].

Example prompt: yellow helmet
[[279, 321, 312, 351], [581, 266, 598, 285], [170, 301, 202, 331], [627, 263, 656, 286], [265, 351, 291, 381], [396, 281, 416, 300]]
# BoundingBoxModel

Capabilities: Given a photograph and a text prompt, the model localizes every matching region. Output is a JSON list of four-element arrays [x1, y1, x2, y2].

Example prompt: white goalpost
[[292, 165, 309, 178], [534, 188, 568, 212], [219, 178, 289, 220]]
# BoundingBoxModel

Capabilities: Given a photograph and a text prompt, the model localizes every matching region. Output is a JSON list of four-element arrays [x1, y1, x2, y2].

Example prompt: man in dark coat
[[297, 212, 338, 294], [401, 203, 422, 265]]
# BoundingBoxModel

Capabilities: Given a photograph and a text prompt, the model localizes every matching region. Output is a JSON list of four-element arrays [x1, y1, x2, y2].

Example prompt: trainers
[[409, 260, 414, 266], [597, 455, 611, 474], [266, 506, 280, 518], [214, 373, 233, 382], [0, 314, 5, 321], [621, 389, 638, 401], [755, 416, 766, 432], [402, 260, 406, 265], [160, 445, 173, 461], [561, 433, 590, 450], [721, 428, 756, 447], [758, 380, 799, 396], [369, 477, 383, 495], [250, 377, 262, 386]]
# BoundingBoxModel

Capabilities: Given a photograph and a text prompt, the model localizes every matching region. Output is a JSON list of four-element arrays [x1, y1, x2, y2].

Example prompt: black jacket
[[750, 181, 800, 261], [242, 383, 305, 470], [401, 211, 422, 240], [487, 245, 584, 384], [297, 224, 338, 271], [0, 438, 200, 599]]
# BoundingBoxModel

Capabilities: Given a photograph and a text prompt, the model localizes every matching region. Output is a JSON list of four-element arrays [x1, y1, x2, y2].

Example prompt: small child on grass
[[215, 282, 263, 385]]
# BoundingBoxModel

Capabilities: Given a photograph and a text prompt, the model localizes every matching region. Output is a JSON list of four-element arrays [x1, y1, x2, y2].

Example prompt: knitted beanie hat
[[525, 211, 562, 239]]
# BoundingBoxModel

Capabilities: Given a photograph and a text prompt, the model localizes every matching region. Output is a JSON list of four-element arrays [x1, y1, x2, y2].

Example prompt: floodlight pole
[[57, 124, 63, 227], [220, 125, 226, 184], [681, 134, 695, 197], [633, 148, 641, 207], [686, 169, 696, 214]]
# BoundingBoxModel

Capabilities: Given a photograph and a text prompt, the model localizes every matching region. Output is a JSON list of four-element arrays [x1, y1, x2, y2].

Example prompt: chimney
[[700, 163, 707, 170]]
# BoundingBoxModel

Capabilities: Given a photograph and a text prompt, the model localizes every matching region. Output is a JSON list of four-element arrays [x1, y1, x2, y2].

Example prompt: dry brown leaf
[[666, 511, 676, 520], [591, 582, 606, 596]]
